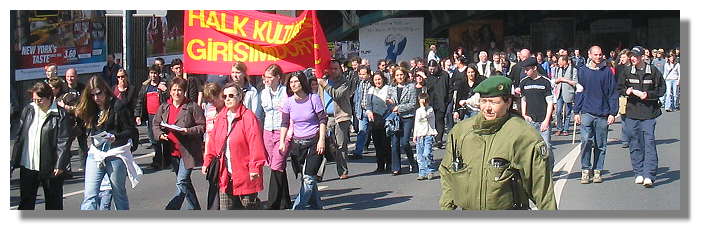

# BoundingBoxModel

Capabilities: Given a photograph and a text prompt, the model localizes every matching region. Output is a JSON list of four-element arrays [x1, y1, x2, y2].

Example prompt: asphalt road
[[9, 110, 681, 210]]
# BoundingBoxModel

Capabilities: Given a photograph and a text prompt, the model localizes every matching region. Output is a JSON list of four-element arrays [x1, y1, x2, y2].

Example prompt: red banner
[[183, 10, 330, 78]]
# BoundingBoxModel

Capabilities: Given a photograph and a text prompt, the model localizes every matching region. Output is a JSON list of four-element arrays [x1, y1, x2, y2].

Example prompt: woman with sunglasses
[[75, 75, 140, 210], [112, 69, 138, 112], [152, 78, 206, 210], [280, 71, 327, 209], [202, 82, 266, 210], [11, 82, 72, 210]]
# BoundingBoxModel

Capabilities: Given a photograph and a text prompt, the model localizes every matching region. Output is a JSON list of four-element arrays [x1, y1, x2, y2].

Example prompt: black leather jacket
[[11, 103, 72, 177]]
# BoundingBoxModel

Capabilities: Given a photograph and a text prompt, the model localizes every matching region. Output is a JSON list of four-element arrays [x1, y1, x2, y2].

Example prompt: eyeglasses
[[222, 93, 237, 99]]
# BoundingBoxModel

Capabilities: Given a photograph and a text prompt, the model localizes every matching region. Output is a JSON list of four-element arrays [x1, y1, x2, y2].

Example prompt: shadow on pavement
[[322, 190, 412, 210]]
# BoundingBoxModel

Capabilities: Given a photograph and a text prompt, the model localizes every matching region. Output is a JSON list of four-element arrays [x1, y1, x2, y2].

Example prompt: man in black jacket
[[57, 68, 88, 171], [617, 46, 666, 188], [425, 60, 451, 148], [135, 65, 169, 169]]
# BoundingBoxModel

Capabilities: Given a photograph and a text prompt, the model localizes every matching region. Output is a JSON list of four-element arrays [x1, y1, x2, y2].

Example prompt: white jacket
[[413, 106, 438, 138], [663, 62, 680, 81], [88, 140, 143, 189]]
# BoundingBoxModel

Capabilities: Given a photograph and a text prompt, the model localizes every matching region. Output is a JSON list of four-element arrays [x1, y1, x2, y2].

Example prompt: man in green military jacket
[[439, 75, 557, 210]]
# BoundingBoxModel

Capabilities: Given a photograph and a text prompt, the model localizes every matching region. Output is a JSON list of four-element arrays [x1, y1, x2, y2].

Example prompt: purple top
[[281, 94, 326, 139]]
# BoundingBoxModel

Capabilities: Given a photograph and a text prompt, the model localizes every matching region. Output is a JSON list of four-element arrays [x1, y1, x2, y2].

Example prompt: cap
[[631, 46, 645, 57], [522, 57, 538, 68], [473, 76, 513, 98]]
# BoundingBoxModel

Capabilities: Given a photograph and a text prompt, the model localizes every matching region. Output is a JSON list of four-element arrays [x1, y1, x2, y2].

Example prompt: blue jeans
[[664, 80, 679, 110], [98, 175, 113, 210], [81, 155, 129, 210], [165, 157, 201, 210], [415, 136, 436, 177], [292, 175, 322, 210], [555, 97, 574, 132], [352, 115, 370, 156], [391, 117, 415, 172], [623, 118, 659, 180], [147, 114, 164, 165], [528, 121, 554, 167], [578, 113, 608, 171]]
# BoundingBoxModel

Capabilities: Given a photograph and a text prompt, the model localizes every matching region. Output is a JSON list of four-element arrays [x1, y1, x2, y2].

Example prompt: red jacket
[[203, 105, 267, 196]]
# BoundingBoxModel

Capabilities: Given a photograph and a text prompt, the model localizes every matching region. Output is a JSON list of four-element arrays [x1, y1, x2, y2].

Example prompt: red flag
[[183, 10, 331, 76], [311, 10, 330, 78]]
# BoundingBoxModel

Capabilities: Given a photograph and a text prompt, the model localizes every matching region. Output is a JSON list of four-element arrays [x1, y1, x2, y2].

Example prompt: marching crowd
[[10, 41, 681, 210]]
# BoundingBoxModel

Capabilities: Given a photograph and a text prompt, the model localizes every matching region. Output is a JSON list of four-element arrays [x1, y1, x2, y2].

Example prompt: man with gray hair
[[476, 51, 492, 77]]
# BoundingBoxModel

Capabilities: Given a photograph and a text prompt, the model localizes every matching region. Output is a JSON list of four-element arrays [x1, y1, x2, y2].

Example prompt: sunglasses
[[222, 93, 237, 99], [117, 75, 126, 78]]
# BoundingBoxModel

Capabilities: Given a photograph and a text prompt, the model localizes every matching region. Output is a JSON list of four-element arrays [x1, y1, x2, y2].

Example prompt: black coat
[[11, 103, 72, 177], [114, 85, 138, 115], [88, 98, 139, 151], [426, 70, 451, 112]]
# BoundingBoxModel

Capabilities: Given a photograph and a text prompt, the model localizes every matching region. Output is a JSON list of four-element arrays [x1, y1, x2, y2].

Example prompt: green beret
[[473, 76, 512, 98]]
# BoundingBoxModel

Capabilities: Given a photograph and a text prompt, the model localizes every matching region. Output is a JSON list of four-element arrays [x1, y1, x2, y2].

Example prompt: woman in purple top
[[279, 71, 327, 210]]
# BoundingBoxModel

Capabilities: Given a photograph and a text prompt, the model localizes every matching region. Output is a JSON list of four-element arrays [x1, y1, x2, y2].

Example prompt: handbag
[[205, 118, 237, 182]]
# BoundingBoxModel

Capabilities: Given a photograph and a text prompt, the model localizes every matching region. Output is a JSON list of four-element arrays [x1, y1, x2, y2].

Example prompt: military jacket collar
[[472, 113, 511, 135]]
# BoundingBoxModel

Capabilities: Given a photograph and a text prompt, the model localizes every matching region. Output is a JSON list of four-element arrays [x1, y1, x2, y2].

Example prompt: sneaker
[[580, 170, 591, 184], [592, 170, 603, 183], [339, 174, 349, 180], [634, 175, 644, 184], [554, 131, 562, 136], [643, 178, 653, 188], [426, 173, 437, 180], [416, 175, 426, 181]]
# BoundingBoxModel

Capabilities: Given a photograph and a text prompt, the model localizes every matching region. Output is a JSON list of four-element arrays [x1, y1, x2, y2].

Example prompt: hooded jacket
[[574, 60, 619, 117]]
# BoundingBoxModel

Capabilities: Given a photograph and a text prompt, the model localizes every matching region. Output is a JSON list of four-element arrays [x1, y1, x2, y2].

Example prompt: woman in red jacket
[[202, 82, 267, 210]]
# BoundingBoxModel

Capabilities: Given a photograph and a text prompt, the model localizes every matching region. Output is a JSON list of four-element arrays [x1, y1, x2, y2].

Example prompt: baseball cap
[[631, 46, 645, 57]]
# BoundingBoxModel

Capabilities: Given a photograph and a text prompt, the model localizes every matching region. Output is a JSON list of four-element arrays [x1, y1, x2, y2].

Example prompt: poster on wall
[[146, 10, 184, 65], [359, 17, 423, 64], [449, 20, 503, 55], [14, 10, 107, 81], [424, 38, 450, 61], [330, 41, 360, 61]]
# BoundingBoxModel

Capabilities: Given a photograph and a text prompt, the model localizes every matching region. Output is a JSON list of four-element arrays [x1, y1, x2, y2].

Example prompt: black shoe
[[666, 109, 673, 112], [392, 171, 400, 176], [621, 143, 629, 148], [349, 154, 363, 160]]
